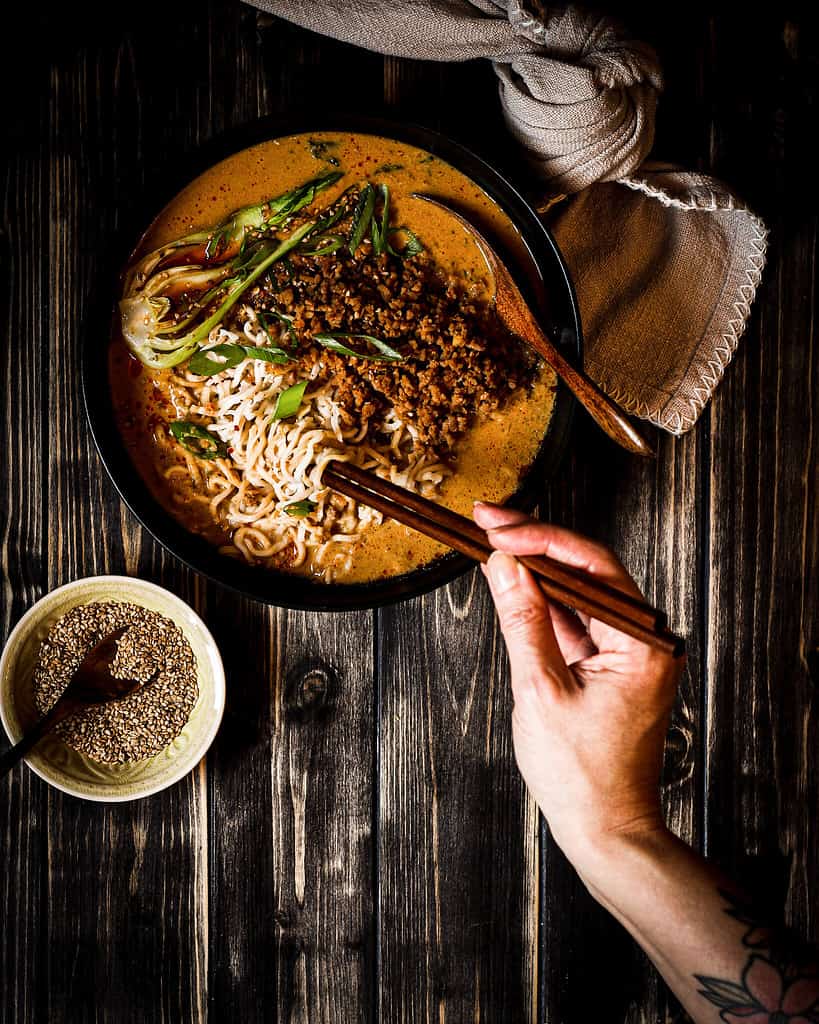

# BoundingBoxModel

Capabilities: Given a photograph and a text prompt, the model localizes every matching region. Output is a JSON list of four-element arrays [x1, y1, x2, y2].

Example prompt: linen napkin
[[247, 0, 768, 434]]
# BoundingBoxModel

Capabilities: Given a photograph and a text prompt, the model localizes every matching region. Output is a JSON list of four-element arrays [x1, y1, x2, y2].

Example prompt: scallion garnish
[[270, 309, 297, 346], [169, 421, 228, 460], [371, 184, 390, 256], [271, 380, 308, 420], [258, 307, 296, 349], [348, 184, 376, 255], [188, 344, 247, 376], [387, 227, 424, 259], [253, 346, 292, 364], [311, 188, 355, 235], [284, 499, 318, 517], [313, 332, 403, 362], [187, 342, 290, 377], [298, 233, 345, 257], [265, 170, 343, 226]]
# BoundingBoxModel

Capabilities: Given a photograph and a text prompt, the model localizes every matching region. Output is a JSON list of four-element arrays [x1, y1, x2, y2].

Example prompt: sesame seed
[[32, 601, 199, 764]]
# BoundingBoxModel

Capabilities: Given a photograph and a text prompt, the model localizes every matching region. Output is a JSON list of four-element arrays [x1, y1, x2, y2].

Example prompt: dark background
[[1, 4, 817, 1022]]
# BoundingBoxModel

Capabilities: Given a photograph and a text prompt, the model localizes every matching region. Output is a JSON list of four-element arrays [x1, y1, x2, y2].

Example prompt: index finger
[[473, 503, 644, 602]]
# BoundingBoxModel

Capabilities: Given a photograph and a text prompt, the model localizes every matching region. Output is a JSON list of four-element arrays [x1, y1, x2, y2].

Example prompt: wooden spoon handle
[[546, 341, 654, 457], [0, 699, 77, 778], [520, 319, 654, 457]]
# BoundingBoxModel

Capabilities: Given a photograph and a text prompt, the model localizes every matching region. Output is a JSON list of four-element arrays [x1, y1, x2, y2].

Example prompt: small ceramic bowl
[[0, 576, 225, 802]]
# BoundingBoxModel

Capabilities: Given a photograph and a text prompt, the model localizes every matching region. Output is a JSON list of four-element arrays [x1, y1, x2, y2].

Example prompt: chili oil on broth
[[110, 131, 557, 583]]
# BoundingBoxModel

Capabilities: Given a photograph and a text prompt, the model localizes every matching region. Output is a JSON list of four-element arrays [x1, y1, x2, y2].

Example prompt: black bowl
[[83, 115, 582, 610]]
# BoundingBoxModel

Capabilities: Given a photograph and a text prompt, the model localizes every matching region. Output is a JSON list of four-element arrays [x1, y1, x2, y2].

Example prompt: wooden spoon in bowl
[[411, 193, 654, 458], [0, 626, 160, 777]]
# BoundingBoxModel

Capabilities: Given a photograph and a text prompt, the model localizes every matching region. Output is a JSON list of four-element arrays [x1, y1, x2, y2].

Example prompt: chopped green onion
[[371, 184, 390, 256], [298, 233, 345, 257], [271, 380, 308, 420], [313, 332, 404, 362], [348, 184, 376, 255], [311, 188, 355, 236], [400, 230, 424, 258], [265, 171, 342, 226], [387, 227, 424, 259], [251, 345, 291, 365], [169, 421, 228, 460], [188, 342, 291, 377], [180, 226, 312, 348], [188, 344, 246, 376], [284, 499, 317, 517], [259, 307, 296, 348]]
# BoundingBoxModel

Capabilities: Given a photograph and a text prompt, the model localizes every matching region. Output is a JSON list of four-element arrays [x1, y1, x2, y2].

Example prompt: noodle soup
[[111, 133, 556, 583]]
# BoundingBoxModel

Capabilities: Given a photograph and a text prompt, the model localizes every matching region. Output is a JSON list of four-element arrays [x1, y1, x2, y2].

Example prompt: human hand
[[473, 503, 683, 880]]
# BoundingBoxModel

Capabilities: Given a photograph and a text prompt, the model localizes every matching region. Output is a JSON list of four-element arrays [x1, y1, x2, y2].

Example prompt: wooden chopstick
[[327, 461, 664, 630], [322, 461, 685, 657]]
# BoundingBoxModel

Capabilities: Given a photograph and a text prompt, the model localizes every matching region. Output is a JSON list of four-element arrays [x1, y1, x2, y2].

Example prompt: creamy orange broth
[[111, 132, 557, 582]]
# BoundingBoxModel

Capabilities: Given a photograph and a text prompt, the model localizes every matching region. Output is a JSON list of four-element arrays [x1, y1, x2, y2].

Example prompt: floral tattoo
[[695, 890, 819, 1023]]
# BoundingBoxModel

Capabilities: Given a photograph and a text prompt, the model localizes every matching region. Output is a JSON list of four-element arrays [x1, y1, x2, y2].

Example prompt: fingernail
[[473, 500, 497, 509], [486, 551, 520, 594]]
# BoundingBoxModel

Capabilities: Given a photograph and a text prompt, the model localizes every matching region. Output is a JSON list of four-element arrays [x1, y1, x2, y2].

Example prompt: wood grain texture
[[270, 608, 376, 1022], [705, 189, 819, 924], [1, 144, 50, 1024], [700, 5, 819, 956], [377, 576, 539, 1023], [2, 4, 818, 1023]]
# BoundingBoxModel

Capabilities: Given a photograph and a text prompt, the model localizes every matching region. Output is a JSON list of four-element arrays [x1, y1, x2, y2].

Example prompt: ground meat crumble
[[217, 187, 537, 462]]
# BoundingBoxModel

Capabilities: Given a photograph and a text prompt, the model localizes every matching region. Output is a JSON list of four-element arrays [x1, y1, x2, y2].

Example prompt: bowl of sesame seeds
[[0, 576, 225, 801]]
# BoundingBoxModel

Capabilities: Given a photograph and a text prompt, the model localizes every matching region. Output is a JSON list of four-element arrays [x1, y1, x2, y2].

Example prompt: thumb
[[484, 552, 569, 695]]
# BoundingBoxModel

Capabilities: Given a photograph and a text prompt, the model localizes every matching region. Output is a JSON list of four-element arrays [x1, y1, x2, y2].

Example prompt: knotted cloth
[[247, 0, 768, 434]]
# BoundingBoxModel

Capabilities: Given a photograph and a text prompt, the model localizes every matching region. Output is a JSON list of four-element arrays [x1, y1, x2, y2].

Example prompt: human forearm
[[576, 827, 819, 1024], [475, 508, 819, 1022]]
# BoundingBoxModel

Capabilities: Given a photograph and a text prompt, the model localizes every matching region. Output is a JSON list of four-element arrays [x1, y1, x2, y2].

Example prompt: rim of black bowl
[[83, 114, 582, 611]]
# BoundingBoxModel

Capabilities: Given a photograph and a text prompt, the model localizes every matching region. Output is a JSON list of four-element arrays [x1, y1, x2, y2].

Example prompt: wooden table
[[2, 6, 817, 1022]]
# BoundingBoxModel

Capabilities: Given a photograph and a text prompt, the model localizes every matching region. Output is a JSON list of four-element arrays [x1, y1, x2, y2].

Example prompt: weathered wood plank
[[377, 578, 539, 1022], [0, 136, 50, 1024], [205, 595, 277, 1022], [705, 208, 818, 926], [701, 1, 819, 966], [270, 609, 376, 1022]]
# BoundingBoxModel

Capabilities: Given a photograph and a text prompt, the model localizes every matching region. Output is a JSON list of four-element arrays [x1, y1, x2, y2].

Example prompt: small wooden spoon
[[0, 626, 160, 776], [411, 193, 654, 457]]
